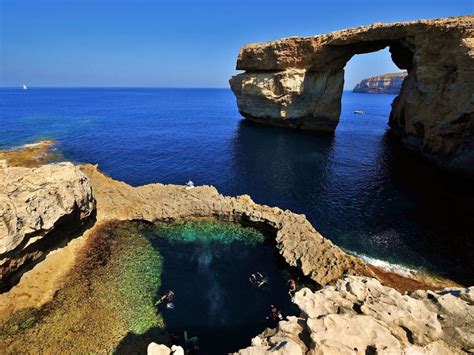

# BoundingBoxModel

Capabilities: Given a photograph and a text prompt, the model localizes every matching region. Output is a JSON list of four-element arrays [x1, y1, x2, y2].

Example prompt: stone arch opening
[[338, 44, 413, 132]]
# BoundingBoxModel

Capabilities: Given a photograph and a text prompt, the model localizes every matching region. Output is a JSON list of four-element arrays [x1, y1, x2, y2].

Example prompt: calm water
[[1, 88, 473, 284], [141, 221, 298, 354]]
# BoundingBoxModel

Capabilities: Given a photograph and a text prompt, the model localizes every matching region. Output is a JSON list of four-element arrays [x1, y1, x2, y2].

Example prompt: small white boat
[[22, 84, 28, 90], [185, 180, 195, 189], [353, 110, 364, 115]]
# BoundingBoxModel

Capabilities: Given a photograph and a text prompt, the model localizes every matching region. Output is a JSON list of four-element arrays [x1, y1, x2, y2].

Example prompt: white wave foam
[[352, 252, 419, 277], [12, 140, 55, 150]]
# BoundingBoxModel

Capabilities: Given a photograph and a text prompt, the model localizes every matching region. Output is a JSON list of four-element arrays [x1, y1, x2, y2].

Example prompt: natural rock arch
[[230, 16, 473, 174]]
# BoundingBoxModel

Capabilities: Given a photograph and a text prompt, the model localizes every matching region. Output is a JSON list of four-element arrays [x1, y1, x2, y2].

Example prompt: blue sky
[[1, 0, 472, 88]]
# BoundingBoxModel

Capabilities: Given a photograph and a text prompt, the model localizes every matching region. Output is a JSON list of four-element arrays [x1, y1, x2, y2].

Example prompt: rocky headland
[[352, 72, 407, 94], [229, 15, 474, 174], [0, 145, 472, 353]]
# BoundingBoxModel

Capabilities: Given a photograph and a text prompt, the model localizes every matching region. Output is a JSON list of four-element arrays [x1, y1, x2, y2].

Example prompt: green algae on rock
[[0, 221, 164, 353], [152, 220, 266, 245], [0, 220, 280, 353]]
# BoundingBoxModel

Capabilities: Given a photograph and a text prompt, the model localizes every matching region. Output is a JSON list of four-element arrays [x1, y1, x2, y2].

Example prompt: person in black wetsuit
[[288, 278, 297, 295], [266, 305, 282, 321]]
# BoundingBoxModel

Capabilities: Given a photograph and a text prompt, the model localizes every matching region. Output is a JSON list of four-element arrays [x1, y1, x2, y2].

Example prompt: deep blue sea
[[1, 88, 473, 284]]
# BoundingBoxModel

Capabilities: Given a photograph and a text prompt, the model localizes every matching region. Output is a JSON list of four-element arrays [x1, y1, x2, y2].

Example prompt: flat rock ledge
[[0, 161, 95, 287], [235, 276, 474, 354]]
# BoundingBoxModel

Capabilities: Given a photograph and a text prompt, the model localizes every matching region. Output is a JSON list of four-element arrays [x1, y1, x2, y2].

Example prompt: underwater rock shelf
[[1, 220, 303, 354]]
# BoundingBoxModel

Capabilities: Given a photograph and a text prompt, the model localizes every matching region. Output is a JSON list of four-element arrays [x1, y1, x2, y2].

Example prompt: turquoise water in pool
[[119, 221, 301, 354], [1, 88, 472, 284]]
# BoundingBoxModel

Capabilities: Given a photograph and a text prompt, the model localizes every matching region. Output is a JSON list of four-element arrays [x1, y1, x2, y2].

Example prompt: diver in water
[[249, 272, 267, 287], [266, 305, 283, 321], [184, 331, 199, 355], [288, 278, 297, 295], [155, 290, 175, 309]]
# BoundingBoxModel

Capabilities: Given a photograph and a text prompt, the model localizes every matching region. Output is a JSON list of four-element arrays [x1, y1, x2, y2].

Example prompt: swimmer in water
[[288, 278, 297, 295]]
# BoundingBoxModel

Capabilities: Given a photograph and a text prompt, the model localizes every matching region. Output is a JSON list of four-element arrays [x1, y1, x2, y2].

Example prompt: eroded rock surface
[[353, 72, 407, 94], [236, 276, 474, 354], [79, 164, 372, 286], [230, 16, 474, 174], [0, 161, 95, 287]]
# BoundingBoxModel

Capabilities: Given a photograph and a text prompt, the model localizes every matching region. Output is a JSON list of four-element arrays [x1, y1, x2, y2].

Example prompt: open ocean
[[1, 88, 473, 284]]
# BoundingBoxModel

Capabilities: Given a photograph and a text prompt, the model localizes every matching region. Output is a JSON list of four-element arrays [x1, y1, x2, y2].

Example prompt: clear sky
[[0, 0, 472, 88]]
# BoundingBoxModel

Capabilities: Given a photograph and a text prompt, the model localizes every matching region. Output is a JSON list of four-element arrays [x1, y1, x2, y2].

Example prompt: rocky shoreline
[[0, 146, 472, 353]]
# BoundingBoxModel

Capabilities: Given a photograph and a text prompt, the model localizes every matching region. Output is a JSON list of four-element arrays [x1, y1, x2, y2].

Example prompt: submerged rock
[[236, 276, 474, 354], [353, 72, 407, 94], [0, 161, 95, 287], [229, 15, 474, 174]]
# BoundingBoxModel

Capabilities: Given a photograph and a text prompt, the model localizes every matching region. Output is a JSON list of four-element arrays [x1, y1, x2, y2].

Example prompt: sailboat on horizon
[[22, 84, 28, 90]]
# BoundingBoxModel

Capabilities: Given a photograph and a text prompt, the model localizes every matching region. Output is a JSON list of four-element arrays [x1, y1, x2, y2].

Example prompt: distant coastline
[[353, 72, 407, 94]]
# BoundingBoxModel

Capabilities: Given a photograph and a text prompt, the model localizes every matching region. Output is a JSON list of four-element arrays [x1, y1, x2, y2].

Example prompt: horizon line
[[0, 86, 358, 90]]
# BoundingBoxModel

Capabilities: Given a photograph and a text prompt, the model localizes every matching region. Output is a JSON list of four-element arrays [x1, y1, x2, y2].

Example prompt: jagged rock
[[229, 15, 474, 174], [236, 276, 473, 354], [0, 161, 95, 287], [353, 72, 407, 94]]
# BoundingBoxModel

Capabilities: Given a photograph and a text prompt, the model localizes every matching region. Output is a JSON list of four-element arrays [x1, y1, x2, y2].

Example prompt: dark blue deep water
[[1, 88, 473, 284]]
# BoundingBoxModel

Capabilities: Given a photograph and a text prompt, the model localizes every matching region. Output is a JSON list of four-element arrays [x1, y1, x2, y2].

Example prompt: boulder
[[147, 343, 171, 355], [0, 161, 95, 288], [230, 15, 474, 174]]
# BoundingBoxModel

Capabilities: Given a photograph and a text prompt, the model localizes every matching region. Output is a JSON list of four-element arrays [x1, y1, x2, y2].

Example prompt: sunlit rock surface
[[230, 15, 474, 174], [353, 72, 407, 94], [235, 276, 474, 354], [0, 161, 95, 286], [79, 163, 372, 286]]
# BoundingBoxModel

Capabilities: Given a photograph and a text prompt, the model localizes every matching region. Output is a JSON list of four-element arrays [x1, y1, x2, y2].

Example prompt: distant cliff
[[353, 72, 407, 94]]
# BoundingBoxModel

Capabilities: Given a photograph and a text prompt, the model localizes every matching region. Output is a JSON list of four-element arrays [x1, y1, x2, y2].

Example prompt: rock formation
[[353, 72, 407, 94], [78, 164, 372, 286], [0, 161, 95, 289], [235, 276, 474, 354], [0, 158, 471, 353], [0, 160, 373, 297], [229, 16, 474, 174]]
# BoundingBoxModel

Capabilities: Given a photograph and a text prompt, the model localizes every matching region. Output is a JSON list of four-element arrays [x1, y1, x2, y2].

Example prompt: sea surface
[[1, 88, 473, 284]]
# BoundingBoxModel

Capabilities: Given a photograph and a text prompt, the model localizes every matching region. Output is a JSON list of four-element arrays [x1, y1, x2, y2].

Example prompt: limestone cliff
[[353, 72, 407, 94], [229, 16, 474, 174]]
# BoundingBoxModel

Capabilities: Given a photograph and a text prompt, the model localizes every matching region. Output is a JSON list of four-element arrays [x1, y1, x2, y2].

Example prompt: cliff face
[[229, 15, 474, 174], [353, 72, 407, 94]]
